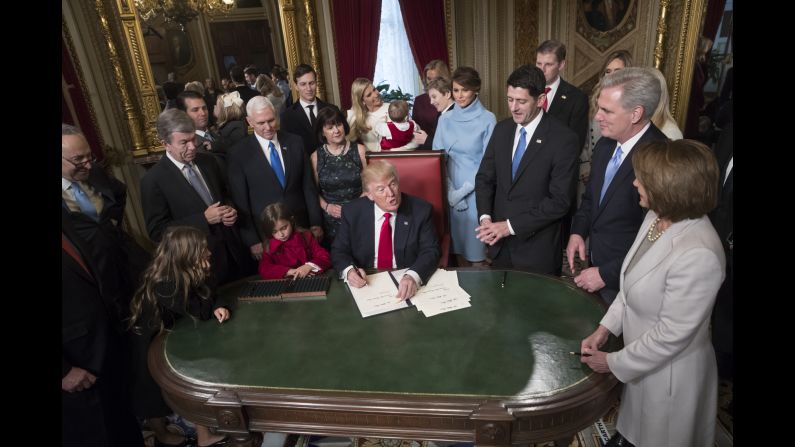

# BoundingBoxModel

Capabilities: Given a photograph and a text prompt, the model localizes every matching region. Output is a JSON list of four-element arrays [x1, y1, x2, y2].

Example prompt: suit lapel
[[250, 137, 283, 190], [623, 215, 695, 294], [363, 200, 376, 266], [511, 116, 550, 186], [161, 156, 208, 207], [278, 132, 292, 187], [195, 156, 219, 202], [547, 80, 570, 115], [393, 195, 411, 265]]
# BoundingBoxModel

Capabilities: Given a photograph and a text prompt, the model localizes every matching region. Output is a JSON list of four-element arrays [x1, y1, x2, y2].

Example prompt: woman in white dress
[[346, 78, 390, 152]]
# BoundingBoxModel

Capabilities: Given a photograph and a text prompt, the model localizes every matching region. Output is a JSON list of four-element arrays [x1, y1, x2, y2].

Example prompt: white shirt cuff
[[506, 219, 516, 236], [479, 214, 492, 224], [342, 265, 354, 282], [404, 270, 422, 286]]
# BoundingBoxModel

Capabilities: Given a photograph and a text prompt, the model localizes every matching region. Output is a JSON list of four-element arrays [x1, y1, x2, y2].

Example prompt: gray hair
[[246, 95, 276, 117], [600, 67, 661, 121], [156, 109, 195, 143], [62, 123, 83, 136]]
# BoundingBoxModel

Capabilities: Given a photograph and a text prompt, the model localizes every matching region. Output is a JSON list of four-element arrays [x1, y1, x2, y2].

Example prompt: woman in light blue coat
[[433, 67, 496, 265]]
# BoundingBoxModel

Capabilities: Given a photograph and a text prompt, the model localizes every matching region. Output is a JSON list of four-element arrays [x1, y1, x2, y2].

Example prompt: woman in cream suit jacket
[[580, 139, 725, 447]]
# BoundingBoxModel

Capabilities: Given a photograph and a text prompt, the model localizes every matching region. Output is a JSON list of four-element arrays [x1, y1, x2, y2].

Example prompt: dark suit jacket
[[233, 85, 258, 104], [547, 78, 589, 150], [280, 98, 337, 155], [195, 129, 229, 178], [475, 115, 580, 274], [412, 93, 439, 149], [332, 194, 440, 284], [140, 152, 250, 284], [62, 226, 142, 447], [62, 168, 147, 324], [570, 122, 668, 295], [228, 131, 323, 247]]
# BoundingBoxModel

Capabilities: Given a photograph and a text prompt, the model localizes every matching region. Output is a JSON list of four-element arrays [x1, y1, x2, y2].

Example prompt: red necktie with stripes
[[541, 86, 552, 111], [377, 212, 393, 269]]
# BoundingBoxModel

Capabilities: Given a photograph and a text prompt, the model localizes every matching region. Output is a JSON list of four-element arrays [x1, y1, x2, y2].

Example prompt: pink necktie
[[377, 212, 393, 269]]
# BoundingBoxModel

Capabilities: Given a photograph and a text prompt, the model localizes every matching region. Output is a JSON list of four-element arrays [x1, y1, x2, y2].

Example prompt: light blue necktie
[[511, 127, 527, 180], [183, 164, 213, 206], [71, 182, 99, 221], [599, 146, 623, 204], [269, 141, 286, 188]]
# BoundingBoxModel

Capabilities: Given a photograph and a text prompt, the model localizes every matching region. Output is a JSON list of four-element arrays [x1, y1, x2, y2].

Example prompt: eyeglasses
[[62, 155, 98, 169]]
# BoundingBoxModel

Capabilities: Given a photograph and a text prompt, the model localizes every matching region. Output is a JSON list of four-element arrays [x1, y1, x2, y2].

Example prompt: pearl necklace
[[646, 217, 666, 242]]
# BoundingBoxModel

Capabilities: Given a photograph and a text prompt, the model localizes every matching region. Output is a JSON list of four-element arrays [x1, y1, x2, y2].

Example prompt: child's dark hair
[[128, 226, 211, 334], [260, 202, 295, 236], [388, 100, 409, 122]]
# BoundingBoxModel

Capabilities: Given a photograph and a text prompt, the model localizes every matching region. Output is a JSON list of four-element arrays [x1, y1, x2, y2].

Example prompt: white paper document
[[347, 270, 409, 317], [410, 269, 472, 317], [348, 269, 472, 318]]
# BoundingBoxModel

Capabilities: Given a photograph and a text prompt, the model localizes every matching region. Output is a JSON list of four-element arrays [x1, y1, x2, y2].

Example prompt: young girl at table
[[128, 226, 231, 447], [258, 202, 332, 280]]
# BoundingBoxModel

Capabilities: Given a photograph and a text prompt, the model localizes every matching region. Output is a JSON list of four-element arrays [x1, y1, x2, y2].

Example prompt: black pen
[[569, 351, 592, 357], [501, 271, 507, 288]]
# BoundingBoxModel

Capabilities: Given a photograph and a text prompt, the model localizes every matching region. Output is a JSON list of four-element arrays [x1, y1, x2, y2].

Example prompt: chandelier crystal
[[135, 0, 236, 30]]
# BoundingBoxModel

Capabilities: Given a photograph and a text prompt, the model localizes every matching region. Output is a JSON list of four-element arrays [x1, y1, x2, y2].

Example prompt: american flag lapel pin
[[403, 220, 409, 225], [536, 139, 542, 143], [561, 95, 567, 99]]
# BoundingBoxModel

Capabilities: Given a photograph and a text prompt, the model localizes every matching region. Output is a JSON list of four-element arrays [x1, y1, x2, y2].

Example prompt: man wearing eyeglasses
[[61, 123, 147, 325]]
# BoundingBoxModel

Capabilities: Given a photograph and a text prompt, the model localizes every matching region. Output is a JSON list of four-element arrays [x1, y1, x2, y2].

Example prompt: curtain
[[397, 0, 449, 75], [702, 0, 727, 40], [332, 0, 382, 110]]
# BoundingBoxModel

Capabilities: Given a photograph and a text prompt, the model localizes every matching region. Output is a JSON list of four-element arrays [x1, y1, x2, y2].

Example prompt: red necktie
[[62, 232, 92, 277], [541, 86, 552, 112], [377, 212, 393, 269]]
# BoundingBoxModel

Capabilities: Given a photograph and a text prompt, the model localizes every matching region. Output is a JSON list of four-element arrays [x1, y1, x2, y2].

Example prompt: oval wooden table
[[150, 269, 620, 447]]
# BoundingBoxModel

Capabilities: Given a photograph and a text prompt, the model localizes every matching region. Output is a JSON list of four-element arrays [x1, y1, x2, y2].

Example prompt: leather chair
[[366, 150, 450, 267]]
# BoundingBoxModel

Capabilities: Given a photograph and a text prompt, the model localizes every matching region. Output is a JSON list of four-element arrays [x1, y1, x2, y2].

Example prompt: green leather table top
[[163, 270, 611, 398]]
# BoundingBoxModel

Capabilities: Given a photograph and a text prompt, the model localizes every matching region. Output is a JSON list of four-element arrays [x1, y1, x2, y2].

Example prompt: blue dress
[[433, 97, 496, 262]]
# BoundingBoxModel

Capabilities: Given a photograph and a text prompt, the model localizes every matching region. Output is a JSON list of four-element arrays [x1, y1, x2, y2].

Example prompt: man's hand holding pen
[[346, 267, 368, 288]]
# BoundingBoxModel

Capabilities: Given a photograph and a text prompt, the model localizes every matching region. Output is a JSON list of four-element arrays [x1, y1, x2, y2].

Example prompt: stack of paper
[[410, 269, 471, 317], [347, 268, 471, 318]]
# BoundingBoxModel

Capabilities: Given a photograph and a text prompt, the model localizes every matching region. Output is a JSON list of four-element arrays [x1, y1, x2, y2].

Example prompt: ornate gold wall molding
[[62, 17, 109, 164], [444, 0, 455, 67], [303, 0, 326, 100], [98, 0, 161, 161], [659, 0, 706, 127], [278, 0, 299, 100]]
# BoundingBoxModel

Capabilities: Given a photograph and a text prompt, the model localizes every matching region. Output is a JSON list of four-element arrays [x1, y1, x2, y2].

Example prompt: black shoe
[[604, 431, 635, 447]]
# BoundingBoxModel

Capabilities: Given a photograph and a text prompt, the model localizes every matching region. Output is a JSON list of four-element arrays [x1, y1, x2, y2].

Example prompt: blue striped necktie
[[599, 146, 623, 204]]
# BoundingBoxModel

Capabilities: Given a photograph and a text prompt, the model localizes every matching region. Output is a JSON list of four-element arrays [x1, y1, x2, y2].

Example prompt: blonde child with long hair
[[128, 226, 230, 447]]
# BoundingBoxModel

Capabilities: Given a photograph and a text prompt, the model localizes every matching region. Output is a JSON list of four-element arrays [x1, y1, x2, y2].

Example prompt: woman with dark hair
[[580, 139, 725, 447], [432, 66, 496, 266], [310, 106, 367, 243]]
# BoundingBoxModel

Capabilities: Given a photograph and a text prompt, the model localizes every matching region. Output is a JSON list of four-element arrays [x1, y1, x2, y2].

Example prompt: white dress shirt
[[479, 111, 544, 235], [545, 76, 562, 108], [254, 133, 287, 175], [165, 152, 214, 202], [342, 202, 422, 286], [299, 99, 319, 123]]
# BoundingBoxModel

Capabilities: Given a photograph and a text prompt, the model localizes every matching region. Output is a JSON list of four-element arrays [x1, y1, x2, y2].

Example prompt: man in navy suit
[[475, 65, 580, 275], [228, 96, 324, 260], [141, 109, 253, 285], [332, 160, 439, 300], [567, 67, 667, 304], [536, 40, 590, 256], [280, 64, 338, 155]]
